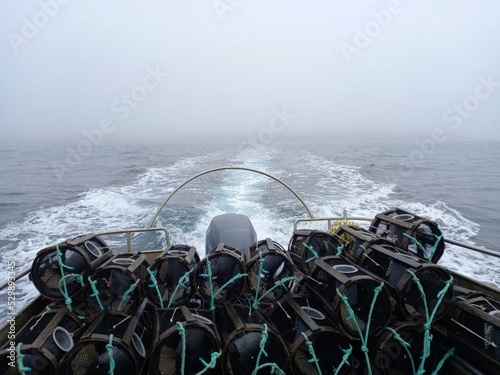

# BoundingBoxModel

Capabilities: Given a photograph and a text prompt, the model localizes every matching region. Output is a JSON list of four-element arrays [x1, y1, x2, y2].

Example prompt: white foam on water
[[2, 146, 499, 324]]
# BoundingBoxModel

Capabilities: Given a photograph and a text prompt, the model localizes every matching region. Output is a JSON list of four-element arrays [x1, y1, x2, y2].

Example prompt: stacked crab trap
[[1, 208, 499, 374]]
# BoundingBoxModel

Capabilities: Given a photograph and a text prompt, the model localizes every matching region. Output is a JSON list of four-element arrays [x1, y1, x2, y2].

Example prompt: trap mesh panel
[[149, 307, 220, 375], [195, 244, 246, 306], [446, 295, 500, 367], [307, 256, 392, 340], [290, 331, 350, 375], [0, 308, 81, 375], [62, 309, 149, 375], [288, 230, 345, 273], [224, 330, 286, 374], [246, 239, 294, 307], [371, 322, 432, 375], [369, 209, 444, 263], [31, 235, 111, 300], [334, 225, 396, 261], [217, 304, 288, 375], [266, 295, 351, 375], [357, 245, 453, 321], [84, 254, 149, 314], [146, 245, 200, 308]]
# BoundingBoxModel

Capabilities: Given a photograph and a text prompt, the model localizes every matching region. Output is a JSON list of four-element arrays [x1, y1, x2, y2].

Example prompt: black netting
[[195, 253, 245, 305], [338, 280, 392, 338], [62, 341, 136, 375], [147, 257, 194, 307], [402, 267, 452, 321], [247, 252, 294, 305], [224, 330, 286, 374], [372, 325, 427, 375], [32, 247, 88, 300], [150, 326, 219, 375], [290, 331, 350, 375], [451, 300, 500, 362], [85, 268, 140, 314]]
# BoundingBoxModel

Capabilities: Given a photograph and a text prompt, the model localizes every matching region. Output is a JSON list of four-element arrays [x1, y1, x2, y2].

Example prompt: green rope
[[177, 323, 187, 375], [167, 269, 194, 308], [200, 255, 247, 310], [117, 279, 140, 312], [106, 334, 116, 375], [56, 244, 77, 311], [251, 363, 285, 375], [88, 275, 104, 311], [431, 347, 455, 375], [253, 324, 269, 374], [334, 345, 353, 375], [403, 233, 442, 261], [300, 332, 322, 374], [16, 343, 32, 375], [403, 233, 428, 259], [57, 273, 84, 312], [335, 245, 344, 256], [385, 327, 416, 375], [335, 282, 385, 375], [250, 324, 285, 375], [407, 270, 453, 375], [196, 350, 222, 375], [430, 234, 443, 261], [147, 267, 164, 308], [304, 243, 319, 264], [252, 251, 267, 309], [253, 276, 296, 310]]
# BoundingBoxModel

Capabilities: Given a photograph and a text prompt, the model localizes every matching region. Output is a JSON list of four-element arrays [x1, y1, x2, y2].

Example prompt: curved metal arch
[[147, 166, 314, 228]]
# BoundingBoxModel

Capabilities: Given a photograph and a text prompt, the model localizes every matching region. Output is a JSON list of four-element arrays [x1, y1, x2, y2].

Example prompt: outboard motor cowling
[[205, 213, 257, 254]]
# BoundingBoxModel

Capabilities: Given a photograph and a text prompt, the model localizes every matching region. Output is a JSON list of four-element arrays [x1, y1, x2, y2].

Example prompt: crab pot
[[84, 253, 149, 314], [369, 208, 444, 263], [148, 305, 220, 375], [334, 225, 397, 262], [31, 234, 112, 301], [444, 294, 500, 369], [61, 300, 150, 375], [357, 244, 453, 321], [0, 308, 81, 375], [266, 294, 351, 375], [146, 244, 200, 308], [369, 321, 435, 375], [246, 238, 295, 308], [306, 256, 393, 340], [215, 303, 288, 375], [288, 229, 345, 273], [194, 243, 247, 307]]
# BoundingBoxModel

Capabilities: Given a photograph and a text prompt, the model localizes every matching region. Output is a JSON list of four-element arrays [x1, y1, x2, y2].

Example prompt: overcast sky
[[1, 1, 499, 144]]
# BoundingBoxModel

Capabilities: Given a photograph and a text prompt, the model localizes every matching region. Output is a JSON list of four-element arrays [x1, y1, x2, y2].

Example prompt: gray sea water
[[0, 140, 499, 319]]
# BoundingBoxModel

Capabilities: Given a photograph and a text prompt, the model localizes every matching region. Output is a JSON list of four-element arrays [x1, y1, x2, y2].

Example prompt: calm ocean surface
[[0, 140, 499, 318]]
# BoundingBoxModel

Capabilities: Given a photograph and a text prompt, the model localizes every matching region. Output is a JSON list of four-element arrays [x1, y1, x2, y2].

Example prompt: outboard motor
[[205, 213, 257, 254]]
